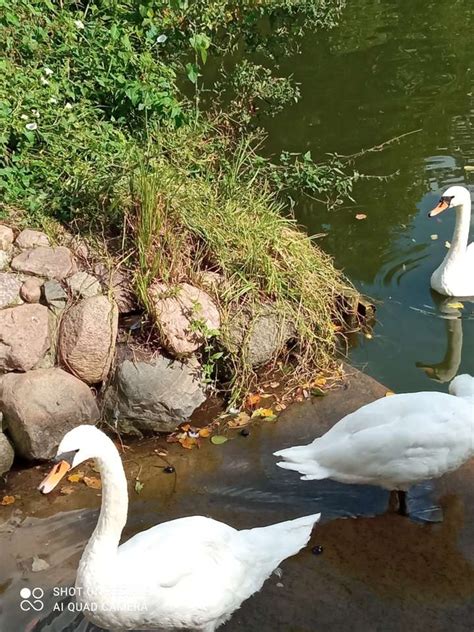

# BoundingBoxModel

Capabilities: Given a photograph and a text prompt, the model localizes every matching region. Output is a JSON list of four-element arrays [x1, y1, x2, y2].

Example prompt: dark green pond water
[[261, 0, 474, 392]]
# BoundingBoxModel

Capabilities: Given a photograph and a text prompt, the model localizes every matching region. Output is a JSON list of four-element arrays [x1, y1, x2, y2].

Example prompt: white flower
[[156, 34, 167, 44], [31, 109, 40, 118], [40, 76, 49, 85], [25, 122, 38, 131], [44, 67, 53, 76], [74, 19, 85, 29], [64, 102, 73, 110], [20, 114, 28, 120], [48, 97, 58, 104]]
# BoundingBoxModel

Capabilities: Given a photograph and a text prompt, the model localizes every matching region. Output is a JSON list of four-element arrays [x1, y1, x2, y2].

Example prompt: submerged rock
[[225, 305, 295, 367], [15, 229, 49, 250], [0, 432, 14, 475], [104, 354, 206, 433], [59, 295, 118, 384], [148, 282, 220, 355], [11, 246, 76, 280], [0, 304, 50, 371], [0, 368, 99, 460]]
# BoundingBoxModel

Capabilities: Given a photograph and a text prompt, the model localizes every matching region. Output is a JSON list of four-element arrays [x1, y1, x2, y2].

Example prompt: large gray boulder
[[59, 295, 118, 384], [105, 355, 206, 434], [0, 368, 99, 460], [0, 432, 14, 475], [11, 246, 76, 280], [0, 304, 50, 371], [225, 305, 295, 367]]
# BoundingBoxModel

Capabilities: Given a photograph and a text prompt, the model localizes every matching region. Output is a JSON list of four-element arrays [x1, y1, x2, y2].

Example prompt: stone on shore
[[0, 304, 50, 371], [225, 306, 295, 367], [93, 264, 136, 313], [20, 277, 43, 303], [148, 282, 220, 355], [11, 246, 76, 280], [0, 368, 99, 460], [43, 280, 67, 309], [0, 272, 23, 309], [0, 225, 14, 251], [0, 432, 14, 475], [59, 295, 118, 383], [105, 355, 206, 433], [15, 229, 49, 250], [66, 271, 101, 299]]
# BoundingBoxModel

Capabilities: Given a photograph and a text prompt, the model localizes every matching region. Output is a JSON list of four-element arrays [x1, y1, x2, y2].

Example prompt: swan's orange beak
[[38, 460, 71, 494], [429, 199, 449, 217]]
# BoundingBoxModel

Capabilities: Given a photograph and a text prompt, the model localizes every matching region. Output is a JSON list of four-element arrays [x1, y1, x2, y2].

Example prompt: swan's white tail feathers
[[273, 444, 315, 461], [242, 513, 320, 567], [275, 459, 330, 480]]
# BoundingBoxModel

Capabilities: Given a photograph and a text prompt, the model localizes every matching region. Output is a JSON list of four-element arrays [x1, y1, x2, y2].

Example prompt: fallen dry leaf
[[430, 234, 438, 240], [445, 241, 451, 249], [245, 393, 261, 408], [198, 427, 211, 438], [60, 486, 75, 495], [355, 213, 367, 220], [83, 476, 101, 489], [313, 376, 327, 387], [67, 472, 84, 483], [179, 436, 198, 450], [228, 412, 251, 428], [1, 495, 15, 506], [385, 390, 395, 397]]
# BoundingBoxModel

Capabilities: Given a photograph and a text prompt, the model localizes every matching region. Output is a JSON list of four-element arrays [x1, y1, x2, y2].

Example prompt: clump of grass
[[132, 121, 358, 404]]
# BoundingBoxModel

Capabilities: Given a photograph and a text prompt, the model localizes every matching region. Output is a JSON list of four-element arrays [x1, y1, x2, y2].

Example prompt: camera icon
[[20, 587, 44, 612]]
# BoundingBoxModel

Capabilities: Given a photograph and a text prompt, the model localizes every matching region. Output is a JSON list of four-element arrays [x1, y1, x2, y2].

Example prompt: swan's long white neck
[[77, 439, 128, 575], [445, 195, 471, 261]]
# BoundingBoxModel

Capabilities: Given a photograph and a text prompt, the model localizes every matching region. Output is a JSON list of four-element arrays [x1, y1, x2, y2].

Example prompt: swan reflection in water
[[416, 293, 472, 383]]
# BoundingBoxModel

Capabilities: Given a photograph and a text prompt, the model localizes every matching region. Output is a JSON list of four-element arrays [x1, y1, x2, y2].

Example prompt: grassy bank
[[1, 0, 364, 403]]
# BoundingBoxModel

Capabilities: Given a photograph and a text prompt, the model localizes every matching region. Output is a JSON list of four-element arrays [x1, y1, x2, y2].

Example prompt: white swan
[[274, 374, 474, 515], [38, 425, 320, 631], [429, 185, 474, 296]]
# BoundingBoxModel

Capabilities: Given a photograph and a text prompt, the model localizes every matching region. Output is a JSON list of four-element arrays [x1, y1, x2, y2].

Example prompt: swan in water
[[429, 185, 474, 296], [274, 374, 474, 517], [38, 425, 320, 632]]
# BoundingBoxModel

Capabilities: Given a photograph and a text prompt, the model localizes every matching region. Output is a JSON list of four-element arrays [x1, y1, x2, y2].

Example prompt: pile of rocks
[[0, 225, 295, 475]]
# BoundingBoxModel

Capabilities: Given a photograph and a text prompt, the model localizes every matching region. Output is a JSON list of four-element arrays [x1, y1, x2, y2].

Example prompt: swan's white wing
[[117, 515, 237, 589], [275, 392, 473, 486]]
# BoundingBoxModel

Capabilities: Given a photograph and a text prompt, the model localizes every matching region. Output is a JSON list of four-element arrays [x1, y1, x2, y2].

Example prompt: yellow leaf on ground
[[228, 412, 251, 428], [83, 476, 101, 489], [67, 472, 84, 483], [385, 390, 395, 397], [313, 377, 327, 387], [251, 408, 276, 420], [0, 495, 15, 505], [199, 427, 211, 438], [446, 301, 464, 310]]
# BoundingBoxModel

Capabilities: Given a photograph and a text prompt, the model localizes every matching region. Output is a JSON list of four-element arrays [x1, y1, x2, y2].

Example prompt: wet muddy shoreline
[[1, 369, 473, 631]]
